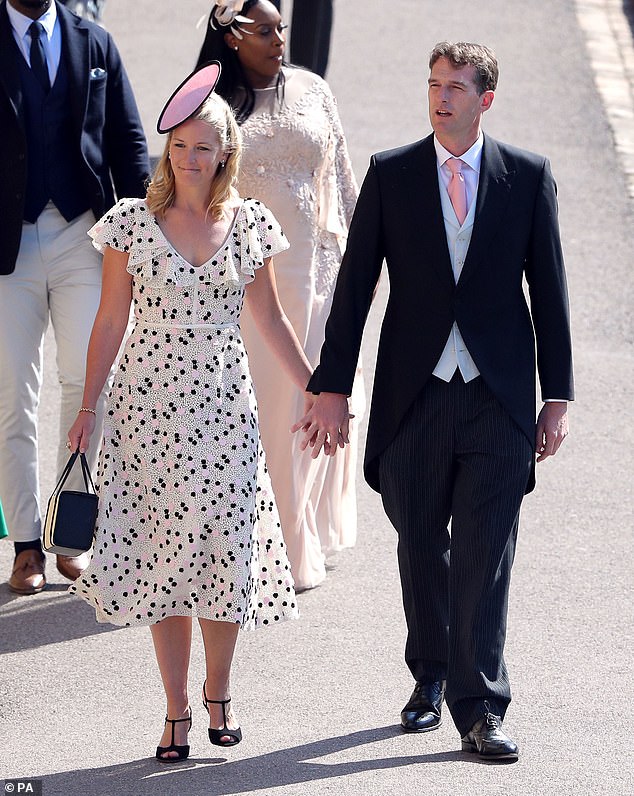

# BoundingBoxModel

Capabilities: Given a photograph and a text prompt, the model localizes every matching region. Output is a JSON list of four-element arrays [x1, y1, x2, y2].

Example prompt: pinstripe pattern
[[379, 374, 532, 736]]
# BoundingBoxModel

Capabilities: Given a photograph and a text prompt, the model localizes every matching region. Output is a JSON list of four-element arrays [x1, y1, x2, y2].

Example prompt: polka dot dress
[[69, 198, 298, 630]]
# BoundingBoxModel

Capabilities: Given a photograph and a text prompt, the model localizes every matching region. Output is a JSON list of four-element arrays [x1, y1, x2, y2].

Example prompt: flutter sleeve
[[317, 81, 359, 249], [88, 197, 145, 255], [238, 199, 290, 282]]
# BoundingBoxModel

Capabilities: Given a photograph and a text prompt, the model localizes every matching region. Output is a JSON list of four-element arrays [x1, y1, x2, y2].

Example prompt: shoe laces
[[483, 701, 501, 729]]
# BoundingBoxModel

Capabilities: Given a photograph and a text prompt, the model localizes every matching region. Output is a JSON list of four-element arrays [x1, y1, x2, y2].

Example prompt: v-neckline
[[155, 202, 243, 269]]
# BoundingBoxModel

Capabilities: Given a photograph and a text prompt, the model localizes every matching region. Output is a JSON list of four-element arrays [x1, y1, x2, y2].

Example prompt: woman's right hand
[[67, 411, 97, 454]]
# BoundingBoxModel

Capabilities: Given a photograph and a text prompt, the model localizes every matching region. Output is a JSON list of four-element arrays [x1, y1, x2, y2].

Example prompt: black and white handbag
[[43, 451, 98, 556]]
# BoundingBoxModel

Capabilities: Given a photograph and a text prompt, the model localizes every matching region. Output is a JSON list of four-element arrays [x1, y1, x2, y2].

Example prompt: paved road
[[1, 1, 633, 795]]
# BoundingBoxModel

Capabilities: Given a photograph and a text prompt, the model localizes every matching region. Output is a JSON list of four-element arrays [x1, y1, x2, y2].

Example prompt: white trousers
[[0, 204, 108, 543]]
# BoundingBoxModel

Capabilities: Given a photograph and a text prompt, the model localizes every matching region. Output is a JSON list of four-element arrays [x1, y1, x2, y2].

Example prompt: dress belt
[[137, 321, 239, 330]]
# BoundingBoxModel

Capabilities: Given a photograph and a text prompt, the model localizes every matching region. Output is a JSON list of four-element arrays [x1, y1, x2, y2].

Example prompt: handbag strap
[[79, 451, 97, 495], [51, 450, 79, 495], [52, 450, 97, 496]]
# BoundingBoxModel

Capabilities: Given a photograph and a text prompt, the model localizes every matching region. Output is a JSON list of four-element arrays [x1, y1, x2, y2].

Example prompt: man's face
[[8, 0, 52, 18], [427, 57, 493, 147]]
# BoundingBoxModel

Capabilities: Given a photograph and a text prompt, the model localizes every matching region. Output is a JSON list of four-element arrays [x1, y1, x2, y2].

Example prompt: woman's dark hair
[[196, 0, 286, 124]]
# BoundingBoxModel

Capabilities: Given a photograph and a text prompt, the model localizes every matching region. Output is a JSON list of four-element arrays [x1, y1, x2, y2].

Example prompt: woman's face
[[226, 1, 287, 89], [169, 119, 225, 190]]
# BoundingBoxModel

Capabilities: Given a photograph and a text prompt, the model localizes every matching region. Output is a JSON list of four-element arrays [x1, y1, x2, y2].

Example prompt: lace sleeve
[[317, 83, 359, 239]]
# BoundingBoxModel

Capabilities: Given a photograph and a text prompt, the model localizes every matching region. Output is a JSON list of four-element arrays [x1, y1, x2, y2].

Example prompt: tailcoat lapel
[[459, 135, 515, 286], [409, 135, 455, 290]]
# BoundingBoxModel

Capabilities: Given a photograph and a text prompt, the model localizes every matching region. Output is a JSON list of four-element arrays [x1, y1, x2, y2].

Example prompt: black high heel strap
[[202, 685, 242, 747], [156, 709, 192, 763], [165, 713, 193, 730]]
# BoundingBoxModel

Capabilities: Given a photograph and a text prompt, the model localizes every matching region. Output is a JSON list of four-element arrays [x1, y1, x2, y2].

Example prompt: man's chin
[[430, 121, 450, 136]]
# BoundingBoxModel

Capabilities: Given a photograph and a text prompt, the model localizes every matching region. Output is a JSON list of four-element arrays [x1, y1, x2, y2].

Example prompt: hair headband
[[209, 0, 254, 40]]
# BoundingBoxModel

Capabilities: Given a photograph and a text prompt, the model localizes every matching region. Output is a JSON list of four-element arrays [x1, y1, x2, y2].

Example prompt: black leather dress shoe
[[400, 680, 445, 732], [461, 710, 519, 761]]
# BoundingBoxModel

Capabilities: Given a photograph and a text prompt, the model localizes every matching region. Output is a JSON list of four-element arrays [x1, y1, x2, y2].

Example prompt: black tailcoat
[[308, 133, 574, 493]]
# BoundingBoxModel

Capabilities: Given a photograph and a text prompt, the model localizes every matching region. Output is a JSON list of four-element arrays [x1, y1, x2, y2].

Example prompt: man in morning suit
[[295, 42, 573, 760], [0, 0, 149, 594]]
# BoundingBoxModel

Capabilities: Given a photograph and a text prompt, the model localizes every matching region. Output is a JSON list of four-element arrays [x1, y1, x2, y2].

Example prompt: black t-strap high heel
[[202, 681, 242, 746], [155, 708, 192, 763]]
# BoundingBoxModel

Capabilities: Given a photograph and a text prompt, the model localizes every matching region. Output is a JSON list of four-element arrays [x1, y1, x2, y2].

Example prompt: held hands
[[67, 410, 97, 455], [291, 392, 353, 458], [535, 401, 569, 462]]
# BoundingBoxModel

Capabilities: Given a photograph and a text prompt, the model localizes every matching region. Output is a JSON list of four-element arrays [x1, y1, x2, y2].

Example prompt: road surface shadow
[[0, 585, 121, 653], [26, 726, 485, 796]]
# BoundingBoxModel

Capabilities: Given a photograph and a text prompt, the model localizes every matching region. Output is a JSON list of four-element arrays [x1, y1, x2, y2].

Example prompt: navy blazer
[[308, 133, 574, 494], [0, 0, 149, 274]]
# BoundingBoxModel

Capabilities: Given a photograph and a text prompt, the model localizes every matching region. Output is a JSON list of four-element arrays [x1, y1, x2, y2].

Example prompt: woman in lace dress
[[67, 75, 313, 761], [197, 0, 364, 591]]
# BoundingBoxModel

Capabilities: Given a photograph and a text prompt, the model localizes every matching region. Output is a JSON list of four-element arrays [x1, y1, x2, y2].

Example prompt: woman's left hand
[[302, 391, 316, 417], [291, 391, 351, 457]]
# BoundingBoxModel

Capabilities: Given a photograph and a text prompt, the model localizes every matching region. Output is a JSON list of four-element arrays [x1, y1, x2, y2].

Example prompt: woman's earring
[[234, 45, 239, 51], [220, 161, 226, 169]]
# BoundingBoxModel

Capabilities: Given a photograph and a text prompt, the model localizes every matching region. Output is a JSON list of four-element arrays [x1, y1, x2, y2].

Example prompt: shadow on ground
[[0, 585, 121, 653], [32, 726, 484, 796]]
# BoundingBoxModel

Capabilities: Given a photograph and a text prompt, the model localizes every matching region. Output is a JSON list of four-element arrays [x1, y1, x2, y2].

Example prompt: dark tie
[[29, 21, 50, 93]]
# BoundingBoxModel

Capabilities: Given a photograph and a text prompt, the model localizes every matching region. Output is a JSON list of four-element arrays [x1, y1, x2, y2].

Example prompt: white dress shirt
[[7, 1, 61, 86], [432, 134, 483, 383]]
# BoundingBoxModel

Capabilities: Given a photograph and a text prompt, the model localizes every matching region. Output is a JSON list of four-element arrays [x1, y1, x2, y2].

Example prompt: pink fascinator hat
[[157, 61, 222, 134]]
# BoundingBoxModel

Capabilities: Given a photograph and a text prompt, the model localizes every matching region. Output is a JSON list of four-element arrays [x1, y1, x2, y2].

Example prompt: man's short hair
[[429, 42, 499, 94]]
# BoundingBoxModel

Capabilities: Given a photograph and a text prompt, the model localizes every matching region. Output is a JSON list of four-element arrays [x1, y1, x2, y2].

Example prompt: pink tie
[[446, 157, 467, 226]]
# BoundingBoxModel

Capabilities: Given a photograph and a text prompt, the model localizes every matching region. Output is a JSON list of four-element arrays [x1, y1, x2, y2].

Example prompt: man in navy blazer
[[296, 42, 573, 760], [0, 0, 149, 594]]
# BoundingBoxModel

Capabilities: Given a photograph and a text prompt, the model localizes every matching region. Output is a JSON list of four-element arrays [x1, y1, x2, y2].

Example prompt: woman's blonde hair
[[146, 93, 242, 220]]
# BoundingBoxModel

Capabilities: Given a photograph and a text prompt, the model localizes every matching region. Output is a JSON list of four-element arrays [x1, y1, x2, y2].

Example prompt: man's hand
[[535, 401, 569, 462], [291, 392, 351, 458]]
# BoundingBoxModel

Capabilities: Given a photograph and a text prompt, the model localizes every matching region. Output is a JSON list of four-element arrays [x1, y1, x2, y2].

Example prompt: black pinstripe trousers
[[378, 374, 532, 736]]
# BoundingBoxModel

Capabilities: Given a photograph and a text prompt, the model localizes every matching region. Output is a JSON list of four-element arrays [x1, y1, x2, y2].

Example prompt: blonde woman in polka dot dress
[[67, 85, 313, 762]]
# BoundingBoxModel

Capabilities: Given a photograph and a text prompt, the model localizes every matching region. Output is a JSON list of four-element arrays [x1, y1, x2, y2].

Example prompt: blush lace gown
[[237, 67, 365, 590]]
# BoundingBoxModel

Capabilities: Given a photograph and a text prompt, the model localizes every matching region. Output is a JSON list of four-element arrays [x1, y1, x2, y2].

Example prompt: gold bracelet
[[78, 407, 96, 415]]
